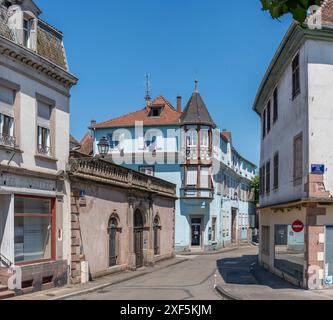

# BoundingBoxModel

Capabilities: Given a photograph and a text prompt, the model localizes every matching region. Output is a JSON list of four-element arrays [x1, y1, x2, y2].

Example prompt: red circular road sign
[[292, 220, 304, 233]]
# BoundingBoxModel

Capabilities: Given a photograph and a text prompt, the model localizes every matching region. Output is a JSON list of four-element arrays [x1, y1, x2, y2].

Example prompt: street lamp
[[97, 136, 110, 157]]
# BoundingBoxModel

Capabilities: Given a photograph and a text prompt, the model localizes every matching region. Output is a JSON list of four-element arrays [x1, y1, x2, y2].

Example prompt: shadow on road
[[217, 254, 298, 290]]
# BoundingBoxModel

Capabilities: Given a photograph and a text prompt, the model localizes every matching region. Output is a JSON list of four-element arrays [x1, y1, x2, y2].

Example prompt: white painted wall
[[260, 42, 309, 207], [307, 40, 333, 196]]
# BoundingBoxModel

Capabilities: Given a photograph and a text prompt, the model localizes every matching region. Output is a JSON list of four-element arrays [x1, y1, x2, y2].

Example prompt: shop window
[[14, 196, 54, 264], [274, 224, 304, 282]]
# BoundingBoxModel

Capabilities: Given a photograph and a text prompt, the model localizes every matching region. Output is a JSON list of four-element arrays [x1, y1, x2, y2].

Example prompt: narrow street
[[67, 247, 258, 301]]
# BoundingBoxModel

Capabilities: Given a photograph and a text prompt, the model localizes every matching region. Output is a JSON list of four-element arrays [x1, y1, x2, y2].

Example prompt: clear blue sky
[[37, 0, 292, 165]]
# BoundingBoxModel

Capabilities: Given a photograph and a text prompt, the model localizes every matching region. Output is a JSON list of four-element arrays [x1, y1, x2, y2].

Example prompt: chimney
[[177, 96, 182, 113], [90, 120, 96, 128]]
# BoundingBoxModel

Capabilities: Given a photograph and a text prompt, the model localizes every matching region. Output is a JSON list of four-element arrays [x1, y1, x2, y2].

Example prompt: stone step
[[0, 285, 8, 292], [0, 290, 15, 300]]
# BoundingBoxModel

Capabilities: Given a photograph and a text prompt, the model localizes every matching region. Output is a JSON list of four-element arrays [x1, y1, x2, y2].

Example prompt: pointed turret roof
[[180, 90, 216, 128]]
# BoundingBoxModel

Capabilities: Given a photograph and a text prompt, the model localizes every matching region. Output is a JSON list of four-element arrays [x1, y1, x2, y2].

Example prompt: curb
[[49, 258, 188, 301], [178, 245, 253, 257], [214, 285, 241, 301]]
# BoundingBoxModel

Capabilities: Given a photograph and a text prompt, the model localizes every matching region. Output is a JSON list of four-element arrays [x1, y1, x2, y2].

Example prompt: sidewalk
[[215, 253, 333, 300], [8, 257, 188, 301], [179, 243, 254, 256]]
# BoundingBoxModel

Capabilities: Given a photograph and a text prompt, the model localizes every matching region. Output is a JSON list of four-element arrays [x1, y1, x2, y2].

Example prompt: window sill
[[35, 154, 58, 162], [0, 144, 24, 154]]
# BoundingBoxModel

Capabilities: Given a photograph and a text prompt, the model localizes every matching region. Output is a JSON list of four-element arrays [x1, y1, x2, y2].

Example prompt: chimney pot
[[177, 96, 182, 113]]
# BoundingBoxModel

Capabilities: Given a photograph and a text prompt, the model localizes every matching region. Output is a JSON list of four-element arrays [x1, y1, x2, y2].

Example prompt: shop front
[[0, 172, 67, 295]]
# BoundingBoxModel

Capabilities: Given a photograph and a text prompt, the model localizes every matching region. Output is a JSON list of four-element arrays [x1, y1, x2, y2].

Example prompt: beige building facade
[[0, 0, 77, 298], [68, 154, 176, 283]]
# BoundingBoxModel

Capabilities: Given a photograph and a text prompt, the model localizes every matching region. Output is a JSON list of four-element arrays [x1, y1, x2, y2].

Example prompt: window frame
[[265, 160, 271, 195], [266, 100, 271, 134], [293, 133, 303, 185], [14, 195, 56, 266], [273, 152, 279, 190], [273, 87, 278, 123], [35, 94, 55, 158], [292, 52, 301, 99]]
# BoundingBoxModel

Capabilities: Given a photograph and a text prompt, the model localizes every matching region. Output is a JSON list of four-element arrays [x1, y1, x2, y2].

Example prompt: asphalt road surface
[[67, 246, 258, 300]]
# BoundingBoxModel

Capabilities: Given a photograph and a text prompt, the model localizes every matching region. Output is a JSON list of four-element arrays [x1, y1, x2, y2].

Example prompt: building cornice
[[253, 23, 333, 116], [0, 35, 78, 89]]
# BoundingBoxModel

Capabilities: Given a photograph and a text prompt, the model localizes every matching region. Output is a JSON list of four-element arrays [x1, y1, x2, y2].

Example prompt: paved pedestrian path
[[216, 249, 333, 300]]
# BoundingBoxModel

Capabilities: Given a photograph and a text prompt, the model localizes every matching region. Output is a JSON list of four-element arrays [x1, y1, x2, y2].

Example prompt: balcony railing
[[38, 144, 51, 156], [181, 187, 214, 199], [186, 147, 212, 161], [0, 133, 16, 149], [68, 157, 176, 198]]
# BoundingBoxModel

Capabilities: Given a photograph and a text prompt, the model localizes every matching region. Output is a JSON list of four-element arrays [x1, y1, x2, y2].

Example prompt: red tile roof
[[221, 131, 232, 142], [80, 132, 94, 155], [93, 96, 181, 128]]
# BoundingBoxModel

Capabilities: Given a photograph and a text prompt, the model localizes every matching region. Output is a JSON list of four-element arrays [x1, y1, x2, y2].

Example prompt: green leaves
[[260, 0, 322, 23]]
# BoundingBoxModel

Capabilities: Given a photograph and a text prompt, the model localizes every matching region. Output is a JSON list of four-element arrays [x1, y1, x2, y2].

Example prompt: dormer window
[[149, 107, 162, 117], [23, 17, 35, 49]]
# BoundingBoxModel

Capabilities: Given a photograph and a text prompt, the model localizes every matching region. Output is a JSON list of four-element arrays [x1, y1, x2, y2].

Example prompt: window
[[292, 53, 300, 98], [273, 152, 279, 190], [187, 166, 198, 187], [14, 196, 54, 263], [23, 18, 35, 49], [211, 217, 217, 242], [108, 132, 124, 150], [139, 166, 154, 176], [274, 224, 304, 282], [200, 167, 210, 189], [293, 133, 303, 184], [267, 101, 271, 134], [145, 130, 161, 151], [265, 160, 270, 195], [273, 87, 278, 123], [0, 85, 15, 148], [37, 101, 52, 156], [262, 108, 266, 139], [260, 165, 265, 196], [186, 129, 198, 147], [261, 226, 270, 256], [108, 217, 120, 267], [223, 175, 229, 197], [200, 129, 209, 147], [149, 107, 161, 117]]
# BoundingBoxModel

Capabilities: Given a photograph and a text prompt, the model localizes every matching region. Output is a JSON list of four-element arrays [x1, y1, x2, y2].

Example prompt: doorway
[[108, 217, 118, 267], [191, 218, 202, 247], [134, 209, 144, 268]]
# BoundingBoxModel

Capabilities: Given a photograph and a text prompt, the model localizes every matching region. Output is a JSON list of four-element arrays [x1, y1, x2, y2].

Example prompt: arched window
[[134, 209, 144, 228], [108, 217, 120, 267], [153, 216, 161, 256]]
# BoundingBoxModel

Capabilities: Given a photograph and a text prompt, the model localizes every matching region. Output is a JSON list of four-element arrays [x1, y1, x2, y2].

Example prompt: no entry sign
[[292, 220, 304, 233]]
